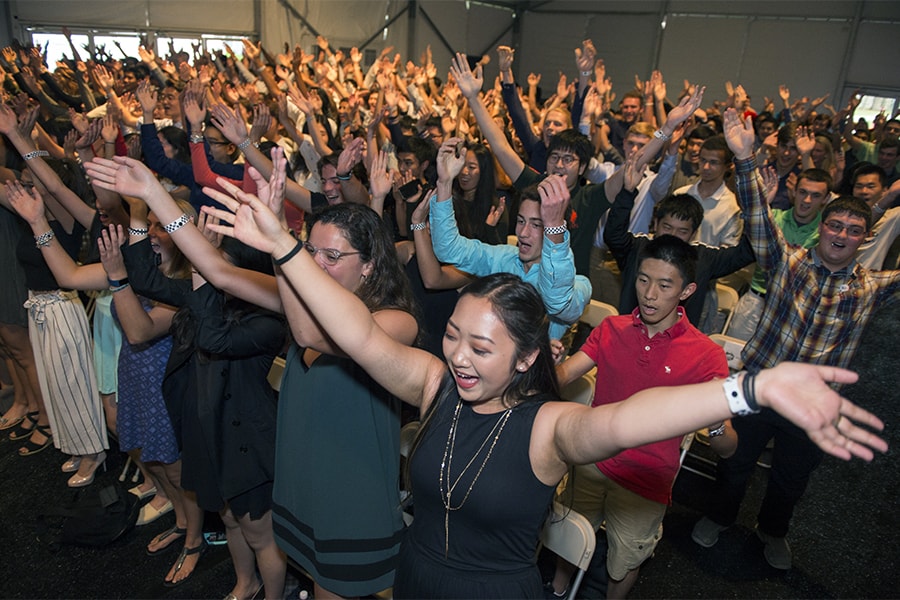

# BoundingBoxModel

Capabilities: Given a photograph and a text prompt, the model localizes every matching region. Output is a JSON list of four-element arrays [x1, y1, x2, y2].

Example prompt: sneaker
[[756, 528, 792, 569], [542, 581, 568, 599], [691, 517, 729, 548]]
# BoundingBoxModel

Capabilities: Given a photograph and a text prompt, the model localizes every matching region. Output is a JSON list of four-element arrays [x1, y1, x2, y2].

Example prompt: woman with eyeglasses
[[86, 152, 419, 599]]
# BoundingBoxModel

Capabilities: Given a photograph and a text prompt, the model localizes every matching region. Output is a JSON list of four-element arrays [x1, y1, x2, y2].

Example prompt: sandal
[[163, 540, 208, 587], [0, 413, 25, 431], [146, 525, 187, 556], [18, 424, 53, 456], [8, 411, 38, 440]]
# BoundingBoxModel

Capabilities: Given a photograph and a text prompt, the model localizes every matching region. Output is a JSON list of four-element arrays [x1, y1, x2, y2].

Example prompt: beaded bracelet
[[190, 133, 205, 144], [34, 230, 55, 248], [163, 213, 190, 234], [23, 150, 50, 161]]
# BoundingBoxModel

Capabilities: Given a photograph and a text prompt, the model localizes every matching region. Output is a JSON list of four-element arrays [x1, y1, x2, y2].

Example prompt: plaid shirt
[[735, 157, 900, 374]]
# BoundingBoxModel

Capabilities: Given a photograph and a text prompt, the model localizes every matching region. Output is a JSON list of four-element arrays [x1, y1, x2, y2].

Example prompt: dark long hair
[[307, 203, 418, 316], [451, 142, 499, 243], [407, 273, 559, 484], [158, 126, 191, 164]]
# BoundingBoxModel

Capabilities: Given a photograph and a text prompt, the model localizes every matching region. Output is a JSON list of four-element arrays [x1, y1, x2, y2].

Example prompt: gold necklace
[[439, 399, 514, 557]]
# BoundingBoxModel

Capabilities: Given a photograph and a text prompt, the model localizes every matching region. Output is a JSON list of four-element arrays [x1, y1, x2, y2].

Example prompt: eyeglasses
[[823, 220, 866, 238], [547, 153, 578, 167], [205, 138, 231, 146], [304, 242, 361, 266]]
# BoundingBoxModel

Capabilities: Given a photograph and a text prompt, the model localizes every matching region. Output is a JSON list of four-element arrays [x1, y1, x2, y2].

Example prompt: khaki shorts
[[559, 463, 666, 580]]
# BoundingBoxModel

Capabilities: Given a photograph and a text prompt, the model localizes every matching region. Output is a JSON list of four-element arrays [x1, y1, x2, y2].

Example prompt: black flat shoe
[[163, 540, 208, 587], [8, 411, 38, 441], [18, 424, 53, 456]]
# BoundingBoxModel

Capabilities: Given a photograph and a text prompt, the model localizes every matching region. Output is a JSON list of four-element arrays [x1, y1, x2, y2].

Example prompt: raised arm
[[205, 183, 444, 411], [98, 224, 176, 344], [450, 53, 526, 183], [0, 104, 94, 229], [84, 155, 281, 312], [723, 108, 785, 270], [410, 195, 476, 290], [5, 179, 106, 290]]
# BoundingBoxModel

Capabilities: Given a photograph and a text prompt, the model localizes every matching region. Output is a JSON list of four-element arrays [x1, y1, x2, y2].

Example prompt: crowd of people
[[0, 28, 895, 599]]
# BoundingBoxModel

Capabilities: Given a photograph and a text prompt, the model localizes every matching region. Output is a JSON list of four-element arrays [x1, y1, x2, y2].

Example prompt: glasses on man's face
[[547, 153, 578, 167], [205, 138, 231, 146], [304, 242, 361, 266], [823, 220, 866, 238]]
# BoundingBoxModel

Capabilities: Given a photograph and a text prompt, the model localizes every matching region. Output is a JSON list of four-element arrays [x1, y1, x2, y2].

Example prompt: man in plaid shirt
[[691, 108, 900, 570]]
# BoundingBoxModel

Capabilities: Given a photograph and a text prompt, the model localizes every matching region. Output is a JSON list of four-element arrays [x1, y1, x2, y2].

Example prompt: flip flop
[[146, 525, 187, 556], [163, 540, 208, 587]]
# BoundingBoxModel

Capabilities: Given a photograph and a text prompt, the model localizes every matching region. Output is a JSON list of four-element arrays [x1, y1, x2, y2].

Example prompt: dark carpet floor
[[1, 302, 898, 599]]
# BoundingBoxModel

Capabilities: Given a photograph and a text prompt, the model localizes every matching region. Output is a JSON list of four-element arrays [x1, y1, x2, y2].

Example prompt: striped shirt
[[735, 157, 900, 374]]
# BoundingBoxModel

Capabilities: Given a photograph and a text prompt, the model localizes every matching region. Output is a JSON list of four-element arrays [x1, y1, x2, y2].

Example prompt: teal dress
[[272, 343, 404, 596]]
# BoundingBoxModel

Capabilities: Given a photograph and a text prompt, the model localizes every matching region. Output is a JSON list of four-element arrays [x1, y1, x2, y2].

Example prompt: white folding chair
[[708, 333, 746, 373], [560, 372, 596, 406], [540, 502, 597, 600], [715, 283, 740, 334], [580, 299, 618, 329], [267, 356, 286, 391]]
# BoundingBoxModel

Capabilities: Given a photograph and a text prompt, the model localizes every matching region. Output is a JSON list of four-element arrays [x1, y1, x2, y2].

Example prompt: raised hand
[[5, 179, 47, 225], [135, 79, 157, 115], [759, 165, 779, 206], [537, 174, 570, 230], [97, 224, 129, 279], [778, 84, 790, 105], [195, 209, 224, 250], [722, 107, 756, 160], [794, 125, 815, 156], [182, 89, 206, 128], [449, 53, 483, 100], [337, 137, 366, 175], [210, 103, 249, 144], [85, 156, 166, 202], [436, 137, 466, 183], [249, 104, 272, 142], [485, 197, 506, 228], [203, 187, 293, 257], [497, 46, 515, 72], [664, 85, 705, 130], [100, 113, 119, 144], [368, 150, 393, 201], [574, 39, 596, 75]]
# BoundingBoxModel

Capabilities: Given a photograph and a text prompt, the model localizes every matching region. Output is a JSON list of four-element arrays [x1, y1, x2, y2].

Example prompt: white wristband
[[723, 373, 757, 416]]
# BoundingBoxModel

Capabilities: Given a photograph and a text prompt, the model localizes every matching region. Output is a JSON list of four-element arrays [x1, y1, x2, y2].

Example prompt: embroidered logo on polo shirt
[[664, 366, 671, 374]]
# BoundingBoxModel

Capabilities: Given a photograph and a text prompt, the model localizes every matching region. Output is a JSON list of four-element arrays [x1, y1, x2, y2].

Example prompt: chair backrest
[[715, 283, 740, 332], [560, 372, 596, 406], [580, 299, 618, 329], [541, 502, 596, 600], [400, 421, 420, 459], [267, 356, 286, 392], [708, 333, 746, 372]]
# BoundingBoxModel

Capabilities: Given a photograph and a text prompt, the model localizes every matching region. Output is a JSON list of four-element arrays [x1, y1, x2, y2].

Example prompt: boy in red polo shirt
[[549, 235, 735, 599]]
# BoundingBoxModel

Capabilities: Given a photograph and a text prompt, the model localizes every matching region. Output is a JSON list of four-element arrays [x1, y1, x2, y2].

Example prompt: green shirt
[[749, 207, 821, 293]]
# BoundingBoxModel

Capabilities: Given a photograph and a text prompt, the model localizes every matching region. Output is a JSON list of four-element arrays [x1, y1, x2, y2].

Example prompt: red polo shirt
[[581, 307, 728, 504]]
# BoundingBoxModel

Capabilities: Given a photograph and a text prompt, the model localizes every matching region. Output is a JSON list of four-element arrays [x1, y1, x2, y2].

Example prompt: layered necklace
[[439, 398, 516, 557]]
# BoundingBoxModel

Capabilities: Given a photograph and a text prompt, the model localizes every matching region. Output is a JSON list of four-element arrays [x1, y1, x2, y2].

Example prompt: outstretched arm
[[538, 363, 887, 484]]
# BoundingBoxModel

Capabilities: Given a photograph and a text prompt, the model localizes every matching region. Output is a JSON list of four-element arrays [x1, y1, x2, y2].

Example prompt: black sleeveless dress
[[394, 378, 557, 599]]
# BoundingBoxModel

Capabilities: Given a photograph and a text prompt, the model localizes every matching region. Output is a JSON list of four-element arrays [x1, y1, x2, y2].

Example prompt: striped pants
[[26, 290, 107, 456]]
